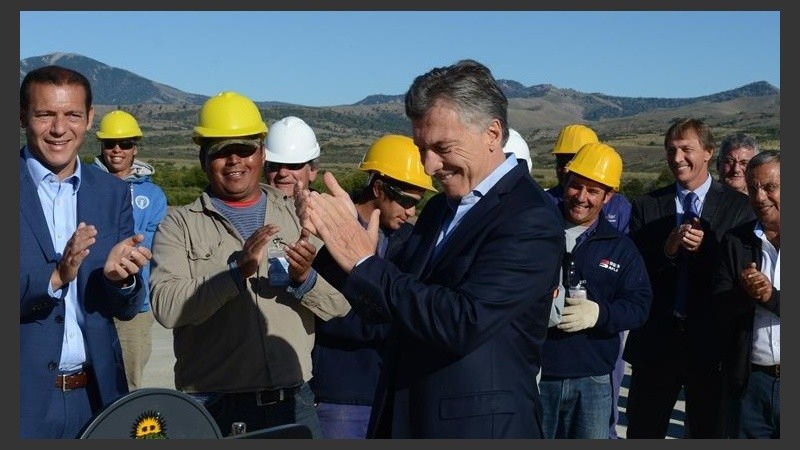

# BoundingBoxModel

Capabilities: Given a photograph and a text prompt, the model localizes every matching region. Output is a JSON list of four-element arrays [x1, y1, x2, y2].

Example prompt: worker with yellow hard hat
[[92, 109, 168, 391], [539, 141, 652, 439], [149, 91, 350, 438], [546, 125, 634, 440]]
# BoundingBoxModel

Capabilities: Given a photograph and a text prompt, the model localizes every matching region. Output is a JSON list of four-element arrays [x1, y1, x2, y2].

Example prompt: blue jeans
[[316, 402, 372, 439], [188, 382, 323, 438], [539, 374, 612, 439], [738, 370, 780, 438]]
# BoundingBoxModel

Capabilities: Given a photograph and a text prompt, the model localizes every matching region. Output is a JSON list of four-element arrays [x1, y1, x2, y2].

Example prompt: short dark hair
[[20, 65, 92, 113]]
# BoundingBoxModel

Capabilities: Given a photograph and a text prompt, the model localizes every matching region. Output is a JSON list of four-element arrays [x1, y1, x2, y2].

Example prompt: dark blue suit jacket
[[340, 163, 565, 438], [311, 223, 411, 405], [623, 180, 754, 368], [19, 150, 145, 437]]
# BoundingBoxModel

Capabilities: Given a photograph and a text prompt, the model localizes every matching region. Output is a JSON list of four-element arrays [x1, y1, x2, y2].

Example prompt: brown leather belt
[[751, 363, 780, 378], [56, 369, 89, 391]]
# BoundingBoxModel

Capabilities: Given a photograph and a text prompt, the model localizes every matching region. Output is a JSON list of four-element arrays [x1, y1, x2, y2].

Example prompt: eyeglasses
[[721, 158, 750, 168], [382, 182, 421, 209], [265, 162, 307, 172], [102, 140, 136, 150], [747, 183, 779, 195]]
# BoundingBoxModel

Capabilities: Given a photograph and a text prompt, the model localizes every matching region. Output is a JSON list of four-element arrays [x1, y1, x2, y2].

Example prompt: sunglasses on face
[[266, 162, 307, 172], [382, 182, 421, 209], [102, 140, 136, 150], [213, 145, 259, 159]]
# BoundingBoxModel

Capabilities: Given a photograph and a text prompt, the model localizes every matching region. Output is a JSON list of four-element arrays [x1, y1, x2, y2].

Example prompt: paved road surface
[[140, 320, 687, 439]]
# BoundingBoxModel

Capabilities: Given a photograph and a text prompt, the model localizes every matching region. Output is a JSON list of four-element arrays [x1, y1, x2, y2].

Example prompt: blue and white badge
[[268, 240, 290, 287]]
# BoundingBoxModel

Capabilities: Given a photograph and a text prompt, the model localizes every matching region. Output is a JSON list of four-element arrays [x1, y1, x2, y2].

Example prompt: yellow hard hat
[[193, 91, 267, 144], [96, 110, 142, 140], [552, 124, 599, 154], [565, 142, 623, 191], [358, 134, 436, 192]]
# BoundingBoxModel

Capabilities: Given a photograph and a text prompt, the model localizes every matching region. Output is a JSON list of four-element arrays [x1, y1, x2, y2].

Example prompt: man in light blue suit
[[20, 65, 151, 439], [295, 59, 564, 438]]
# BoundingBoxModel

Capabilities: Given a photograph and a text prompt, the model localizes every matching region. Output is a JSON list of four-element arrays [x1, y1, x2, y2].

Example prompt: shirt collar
[[676, 173, 712, 204], [447, 153, 517, 210], [23, 145, 82, 191]]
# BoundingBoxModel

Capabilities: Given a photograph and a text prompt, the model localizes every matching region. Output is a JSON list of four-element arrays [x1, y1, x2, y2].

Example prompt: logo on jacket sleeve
[[598, 258, 620, 272], [134, 195, 151, 210]]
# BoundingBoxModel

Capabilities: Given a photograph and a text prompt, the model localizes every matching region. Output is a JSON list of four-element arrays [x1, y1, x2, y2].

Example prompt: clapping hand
[[104, 233, 153, 286], [295, 172, 379, 273], [285, 228, 317, 284]]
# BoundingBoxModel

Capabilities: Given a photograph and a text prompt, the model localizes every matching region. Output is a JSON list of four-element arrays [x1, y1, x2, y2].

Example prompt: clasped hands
[[665, 217, 704, 258], [293, 172, 379, 273], [739, 262, 773, 304], [237, 224, 317, 284], [557, 296, 599, 333]]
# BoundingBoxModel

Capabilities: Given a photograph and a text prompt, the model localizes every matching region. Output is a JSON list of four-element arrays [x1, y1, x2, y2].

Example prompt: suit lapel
[[20, 156, 58, 261], [422, 165, 522, 277], [699, 181, 726, 227]]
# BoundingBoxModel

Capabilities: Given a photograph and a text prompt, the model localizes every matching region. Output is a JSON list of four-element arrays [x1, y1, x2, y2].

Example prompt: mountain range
[[19, 52, 780, 174]]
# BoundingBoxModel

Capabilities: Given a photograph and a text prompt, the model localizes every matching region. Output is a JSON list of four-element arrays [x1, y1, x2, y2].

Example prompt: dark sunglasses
[[382, 182, 421, 209], [266, 161, 307, 172], [213, 145, 259, 159], [102, 140, 137, 150]]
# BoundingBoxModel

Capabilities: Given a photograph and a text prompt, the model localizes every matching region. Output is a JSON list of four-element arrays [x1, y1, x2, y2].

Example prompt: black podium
[[79, 388, 311, 439]]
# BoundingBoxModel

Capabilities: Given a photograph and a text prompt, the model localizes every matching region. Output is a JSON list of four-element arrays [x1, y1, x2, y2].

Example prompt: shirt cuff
[[288, 270, 317, 299]]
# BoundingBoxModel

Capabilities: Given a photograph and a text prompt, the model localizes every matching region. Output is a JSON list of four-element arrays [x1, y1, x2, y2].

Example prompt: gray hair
[[404, 59, 509, 145], [746, 149, 779, 172], [717, 133, 760, 172]]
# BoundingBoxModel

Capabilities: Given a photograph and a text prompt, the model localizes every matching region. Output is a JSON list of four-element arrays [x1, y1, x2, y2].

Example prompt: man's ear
[[486, 119, 503, 152]]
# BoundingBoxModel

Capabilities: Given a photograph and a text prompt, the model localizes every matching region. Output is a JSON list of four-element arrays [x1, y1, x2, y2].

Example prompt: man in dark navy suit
[[295, 59, 564, 438], [623, 118, 755, 438], [20, 65, 150, 438]]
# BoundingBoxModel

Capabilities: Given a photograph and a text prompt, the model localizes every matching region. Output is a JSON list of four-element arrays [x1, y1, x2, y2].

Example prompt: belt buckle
[[256, 389, 285, 407], [60, 371, 79, 392]]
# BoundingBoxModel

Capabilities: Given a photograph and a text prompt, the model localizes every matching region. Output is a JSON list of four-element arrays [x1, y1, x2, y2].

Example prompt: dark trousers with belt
[[626, 322, 726, 438], [194, 382, 322, 438]]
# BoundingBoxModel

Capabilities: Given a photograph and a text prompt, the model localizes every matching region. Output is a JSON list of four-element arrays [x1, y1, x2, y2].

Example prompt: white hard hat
[[505, 128, 532, 172], [265, 116, 321, 163]]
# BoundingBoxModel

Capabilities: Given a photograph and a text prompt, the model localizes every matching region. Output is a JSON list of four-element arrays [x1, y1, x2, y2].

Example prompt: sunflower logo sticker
[[131, 410, 168, 439]]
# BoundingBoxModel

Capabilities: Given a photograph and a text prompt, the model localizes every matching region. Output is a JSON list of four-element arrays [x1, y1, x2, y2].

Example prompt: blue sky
[[20, 11, 780, 107]]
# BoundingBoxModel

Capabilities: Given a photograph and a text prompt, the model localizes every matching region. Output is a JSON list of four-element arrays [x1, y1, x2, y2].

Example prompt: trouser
[[114, 311, 155, 389], [316, 402, 372, 439], [539, 374, 612, 439], [626, 356, 725, 438], [738, 370, 780, 438], [23, 368, 96, 438], [190, 382, 322, 438]]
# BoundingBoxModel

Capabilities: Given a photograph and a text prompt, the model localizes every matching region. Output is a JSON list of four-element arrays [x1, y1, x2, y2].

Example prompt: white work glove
[[557, 296, 599, 333]]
